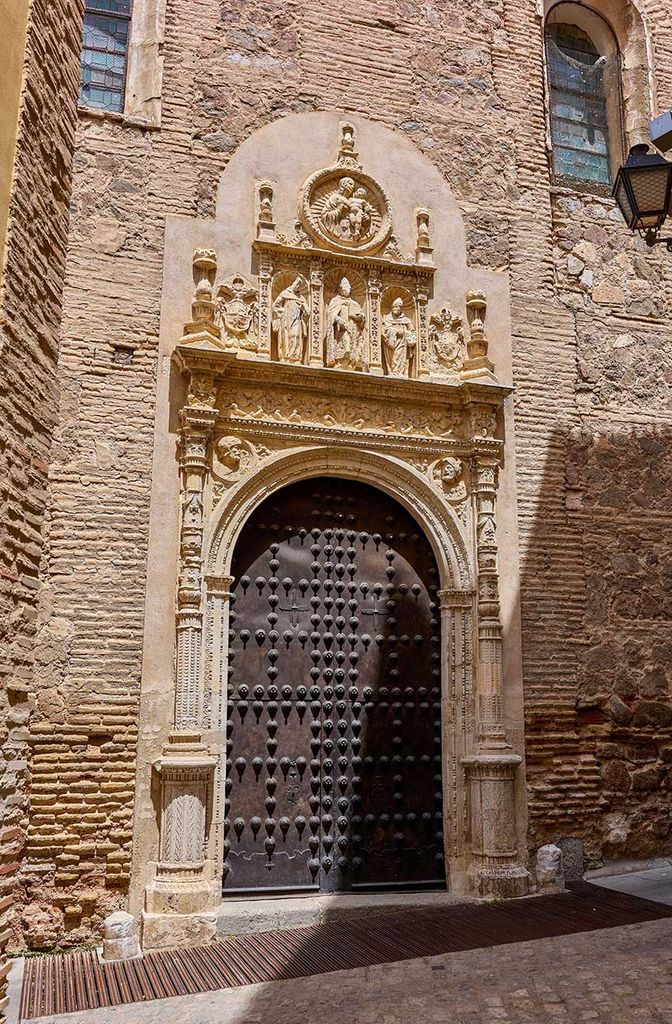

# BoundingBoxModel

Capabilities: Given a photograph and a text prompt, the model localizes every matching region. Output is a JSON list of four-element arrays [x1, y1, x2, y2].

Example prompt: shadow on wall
[[521, 422, 672, 870]]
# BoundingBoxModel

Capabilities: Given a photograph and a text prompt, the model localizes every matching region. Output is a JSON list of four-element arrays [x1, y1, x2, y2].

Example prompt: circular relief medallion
[[300, 167, 392, 254]]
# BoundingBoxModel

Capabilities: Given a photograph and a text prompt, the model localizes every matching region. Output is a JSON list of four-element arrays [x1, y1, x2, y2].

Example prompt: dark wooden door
[[223, 478, 445, 894]]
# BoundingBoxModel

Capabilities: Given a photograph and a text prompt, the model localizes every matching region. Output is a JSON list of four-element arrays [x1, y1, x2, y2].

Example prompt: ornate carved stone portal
[[136, 115, 529, 949]]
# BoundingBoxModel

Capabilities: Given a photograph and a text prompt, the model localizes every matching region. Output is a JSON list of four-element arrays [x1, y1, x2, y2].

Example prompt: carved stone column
[[461, 404, 528, 898], [309, 262, 324, 367], [146, 384, 219, 925], [367, 269, 383, 375]]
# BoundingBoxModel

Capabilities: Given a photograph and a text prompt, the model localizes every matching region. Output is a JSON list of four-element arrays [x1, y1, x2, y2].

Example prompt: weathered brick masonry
[[0, 0, 85, 999], [17, 0, 672, 945]]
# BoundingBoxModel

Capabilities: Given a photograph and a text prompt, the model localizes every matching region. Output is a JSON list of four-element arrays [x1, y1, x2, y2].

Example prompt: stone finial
[[415, 207, 433, 266], [461, 288, 496, 381], [191, 248, 217, 325], [257, 181, 276, 240], [102, 910, 141, 962], [180, 248, 222, 347], [535, 843, 565, 891], [337, 122, 360, 168]]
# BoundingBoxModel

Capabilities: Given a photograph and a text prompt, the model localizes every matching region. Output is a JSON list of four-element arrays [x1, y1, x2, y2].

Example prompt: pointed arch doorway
[[223, 477, 446, 895]]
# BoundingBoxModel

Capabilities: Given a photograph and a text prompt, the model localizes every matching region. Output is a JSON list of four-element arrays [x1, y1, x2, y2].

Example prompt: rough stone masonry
[[5, 0, 672, 953]]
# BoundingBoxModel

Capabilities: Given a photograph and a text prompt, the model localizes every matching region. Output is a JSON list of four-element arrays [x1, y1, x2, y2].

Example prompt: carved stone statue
[[382, 297, 416, 377], [216, 274, 258, 351], [325, 277, 367, 371], [319, 177, 375, 243], [272, 276, 309, 364]]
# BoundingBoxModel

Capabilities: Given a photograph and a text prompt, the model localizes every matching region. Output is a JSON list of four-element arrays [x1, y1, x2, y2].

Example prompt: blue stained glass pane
[[83, 14, 129, 54], [79, 83, 124, 112]]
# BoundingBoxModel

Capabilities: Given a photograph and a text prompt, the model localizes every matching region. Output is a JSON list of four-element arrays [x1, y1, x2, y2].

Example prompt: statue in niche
[[382, 297, 416, 377], [272, 276, 309, 364], [428, 306, 465, 375], [325, 277, 367, 371], [216, 274, 258, 351]]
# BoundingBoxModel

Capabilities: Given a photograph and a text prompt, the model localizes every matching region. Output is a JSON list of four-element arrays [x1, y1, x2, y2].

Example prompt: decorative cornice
[[173, 344, 512, 406]]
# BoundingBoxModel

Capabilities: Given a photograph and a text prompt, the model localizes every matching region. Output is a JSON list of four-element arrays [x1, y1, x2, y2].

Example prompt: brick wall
[[19, 0, 672, 946], [0, 0, 84, 1004]]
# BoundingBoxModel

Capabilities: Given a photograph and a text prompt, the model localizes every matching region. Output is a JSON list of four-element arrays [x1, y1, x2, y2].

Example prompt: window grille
[[79, 0, 133, 113], [545, 8, 623, 189]]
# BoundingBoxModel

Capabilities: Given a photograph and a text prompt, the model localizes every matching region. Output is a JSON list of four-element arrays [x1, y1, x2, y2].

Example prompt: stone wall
[[20, 0, 672, 945], [0, 0, 84, 1004]]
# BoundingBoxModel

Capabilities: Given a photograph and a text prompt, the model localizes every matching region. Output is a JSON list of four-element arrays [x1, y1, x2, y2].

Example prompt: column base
[[142, 909, 217, 951], [469, 860, 530, 899], [462, 752, 529, 899], [145, 863, 219, 915]]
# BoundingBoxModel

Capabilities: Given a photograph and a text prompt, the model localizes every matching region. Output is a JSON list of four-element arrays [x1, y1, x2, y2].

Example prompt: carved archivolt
[[205, 447, 473, 592]]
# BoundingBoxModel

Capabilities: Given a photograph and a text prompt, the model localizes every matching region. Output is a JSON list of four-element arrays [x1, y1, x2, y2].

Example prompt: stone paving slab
[[593, 865, 672, 906], [24, 918, 672, 1024]]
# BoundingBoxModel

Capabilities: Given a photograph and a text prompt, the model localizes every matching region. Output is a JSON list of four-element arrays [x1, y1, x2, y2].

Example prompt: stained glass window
[[546, 6, 623, 189], [79, 0, 132, 113]]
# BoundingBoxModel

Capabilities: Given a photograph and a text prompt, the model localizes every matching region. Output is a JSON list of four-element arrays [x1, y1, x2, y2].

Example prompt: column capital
[[438, 587, 475, 610]]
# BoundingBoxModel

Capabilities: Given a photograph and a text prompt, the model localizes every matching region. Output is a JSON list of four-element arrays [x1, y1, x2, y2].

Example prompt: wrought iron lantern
[[613, 143, 672, 249]]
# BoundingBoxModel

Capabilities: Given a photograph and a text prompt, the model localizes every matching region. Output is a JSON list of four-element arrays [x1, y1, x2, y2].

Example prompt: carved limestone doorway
[[224, 477, 446, 895], [134, 113, 531, 951]]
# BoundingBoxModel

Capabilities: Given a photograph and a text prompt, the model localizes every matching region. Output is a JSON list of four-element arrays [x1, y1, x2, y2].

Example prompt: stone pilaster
[[367, 269, 383, 374], [257, 253, 273, 359], [309, 262, 324, 367], [415, 283, 430, 378]]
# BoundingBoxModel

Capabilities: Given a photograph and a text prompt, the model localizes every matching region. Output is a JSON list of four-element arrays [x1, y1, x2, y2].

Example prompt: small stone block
[[102, 910, 141, 961]]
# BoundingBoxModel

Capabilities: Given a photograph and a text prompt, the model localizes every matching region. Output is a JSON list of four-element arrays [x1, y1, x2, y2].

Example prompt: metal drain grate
[[20, 883, 672, 1020]]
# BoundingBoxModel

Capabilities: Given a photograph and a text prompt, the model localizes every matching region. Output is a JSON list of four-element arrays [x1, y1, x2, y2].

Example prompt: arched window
[[545, 3, 624, 189]]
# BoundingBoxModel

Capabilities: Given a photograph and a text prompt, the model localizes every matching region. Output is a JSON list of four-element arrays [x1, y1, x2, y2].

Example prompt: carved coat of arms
[[429, 307, 465, 375], [217, 274, 258, 350]]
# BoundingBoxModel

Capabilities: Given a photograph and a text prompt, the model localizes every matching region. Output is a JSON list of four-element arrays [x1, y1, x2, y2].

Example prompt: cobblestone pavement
[[22, 917, 672, 1024]]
